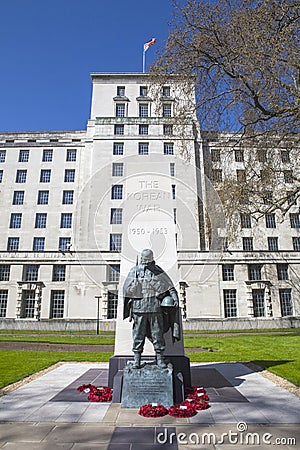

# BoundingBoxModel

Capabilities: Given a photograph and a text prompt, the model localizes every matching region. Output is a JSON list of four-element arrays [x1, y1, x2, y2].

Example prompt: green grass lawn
[[0, 351, 113, 390], [0, 330, 299, 389], [0, 335, 115, 345]]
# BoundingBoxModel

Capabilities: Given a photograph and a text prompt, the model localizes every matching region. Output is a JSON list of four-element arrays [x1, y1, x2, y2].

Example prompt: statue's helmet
[[161, 295, 175, 307], [140, 248, 154, 265]]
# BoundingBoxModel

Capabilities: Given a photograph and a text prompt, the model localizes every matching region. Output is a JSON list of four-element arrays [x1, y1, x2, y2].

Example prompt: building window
[[237, 169, 246, 183], [40, 169, 51, 183], [277, 263, 289, 281], [35, 213, 47, 228], [223, 290, 237, 318], [64, 169, 75, 182], [163, 124, 173, 135], [23, 264, 39, 282], [50, 290, 65, 319], [173, 208, 177, 224], [257, 149, 267, 162], [117, 86, 125, 96], [13, 191, 24, 205], [108, 264, 120, 282], [16, 169, 27, 183], [248, 264, 262, 281], [114, 124, 124, 135], [20, 290, 35, 319], [0, 290, 8, 317], [111, 185, 123, 199], [268, 237, 278, 251], [7, 237, 19, 251], [284, 170, 293, 183], [170, 162, 175, 177], [265, 213, 276, 228], [138, 143, 149, 155], [110, 233, 122, 252], [292, 237, 300, 251], [0, 150, 6, 163], [10, 213, 22, 229], [234, 149, 244, 162], [290, 213, 300, 228], [140, 86, 147, 97], [172, 184, 176, 200], [66, 149, 77, 162], [263, 191, 273, 205], [212, 169, 222, 183], [211, 149, 221, 162], [252, 289, 265, 317], [222, 264, 234, 281], [60, 213, 72, 228], [52, 265, 66, 282], [162, 103, 172, 118], [281, 150, 290, 163], [37, 190, 49, 205], [243, 237, 253, 251], [42, 149, 53, 162], [107, 292, 118, 319], [0, 265, 10, 281], [139, 124, 148, 135], [162, 86, 171, 97], [164, 143, 174, 155], [112, 163, 123, 176], [116, 103, 125, 117], [287, 192, 296, 205], [279, 289, 293, 316], [139, 103, 149, 118], [113, 142, 124, 155], [59, 237, 71, 252], [19, 150, 29, 162], [240, 213, 252, 228], [0, 170, 3, 183], [62, 190, 74, 204], [33, 237, 45, 252], [110, 208, 122, 224]]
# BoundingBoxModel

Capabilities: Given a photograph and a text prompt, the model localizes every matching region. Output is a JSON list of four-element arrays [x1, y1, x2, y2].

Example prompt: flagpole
[[143, 49, 146, 73]]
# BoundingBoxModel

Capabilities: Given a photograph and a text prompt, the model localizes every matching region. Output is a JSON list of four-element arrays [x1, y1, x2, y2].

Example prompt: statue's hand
[[127, 281, 140, 295]]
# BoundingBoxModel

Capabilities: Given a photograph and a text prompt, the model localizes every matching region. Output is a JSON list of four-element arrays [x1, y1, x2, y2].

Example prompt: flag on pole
[[144, 38, 156, 52]]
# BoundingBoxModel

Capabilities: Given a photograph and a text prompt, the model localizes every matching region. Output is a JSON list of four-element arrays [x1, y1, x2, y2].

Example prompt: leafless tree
[[151, 0, 300, 222]]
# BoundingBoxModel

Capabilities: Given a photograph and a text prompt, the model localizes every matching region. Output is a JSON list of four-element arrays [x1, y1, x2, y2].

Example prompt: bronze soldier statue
[[123, 249, 180, 369]]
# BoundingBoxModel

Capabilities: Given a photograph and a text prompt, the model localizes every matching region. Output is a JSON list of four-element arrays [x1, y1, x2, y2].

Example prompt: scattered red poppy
[[138, 403, 168, 417]]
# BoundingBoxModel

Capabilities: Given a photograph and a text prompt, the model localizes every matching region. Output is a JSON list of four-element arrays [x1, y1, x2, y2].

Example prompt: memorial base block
[[121, 362, 174, 408]]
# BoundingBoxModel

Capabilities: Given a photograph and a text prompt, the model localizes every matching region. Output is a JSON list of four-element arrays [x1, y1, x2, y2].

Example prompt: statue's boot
[[156, 353, 167, 369], [132, 352, 141, 369]]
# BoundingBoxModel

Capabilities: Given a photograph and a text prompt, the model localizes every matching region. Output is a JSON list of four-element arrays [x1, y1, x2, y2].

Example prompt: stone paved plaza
[[0, 362, 299, 449]]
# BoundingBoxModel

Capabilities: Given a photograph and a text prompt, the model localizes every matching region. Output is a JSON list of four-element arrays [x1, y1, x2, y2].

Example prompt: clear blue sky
[[0, 0, 177, 132]]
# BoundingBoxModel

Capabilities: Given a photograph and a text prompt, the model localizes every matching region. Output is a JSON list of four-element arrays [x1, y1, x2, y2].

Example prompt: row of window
[[0, 289, 118, 319], [0, 263, 120, 283], [8, 169, 76, 184], [112, 141, 174, 155], [242, 236, 300, 251], [6, 237, 71, 252], [211, 148, 291, 164], [116, 85, 171, 98], [223, 288, 293, 318], [9, 212, 73, 229], [240, 212, 300, 229], [10, 190, 74, 206], [0, 149, 77, 163], [222, 263, 289, 281], [115, 102, 173, 118], [212, 169, 295, 184]]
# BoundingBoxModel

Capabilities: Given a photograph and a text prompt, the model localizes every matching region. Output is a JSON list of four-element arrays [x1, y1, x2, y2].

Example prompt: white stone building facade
[[0, 73, 299, 329]]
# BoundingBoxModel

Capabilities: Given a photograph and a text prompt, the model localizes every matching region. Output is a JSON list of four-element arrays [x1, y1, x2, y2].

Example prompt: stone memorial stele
[[107, 155, 191, 406]]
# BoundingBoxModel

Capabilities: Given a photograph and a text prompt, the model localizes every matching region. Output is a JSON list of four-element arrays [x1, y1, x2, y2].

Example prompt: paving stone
[[1, 443, 73, 449], [43, 424, 115, 444]]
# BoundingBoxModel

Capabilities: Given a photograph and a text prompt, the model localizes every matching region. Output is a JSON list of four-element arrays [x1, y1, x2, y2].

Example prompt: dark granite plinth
[[121, 362, 174, 408]]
